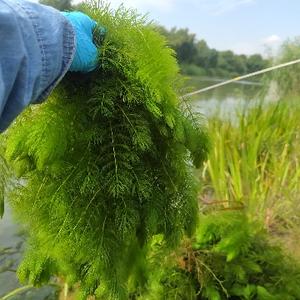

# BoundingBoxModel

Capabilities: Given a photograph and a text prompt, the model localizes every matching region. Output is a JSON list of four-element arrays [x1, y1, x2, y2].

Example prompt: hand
[[62, 12, 105, 73]]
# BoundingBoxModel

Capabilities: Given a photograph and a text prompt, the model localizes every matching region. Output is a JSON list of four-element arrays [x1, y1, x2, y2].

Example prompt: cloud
[[263, 34, 281, 45], [196, 0, 255, 15], [230, 41, 262, 55], [261, 35, 281, 55], [232, 35, 282, 56], [231, 35, 281, 56]]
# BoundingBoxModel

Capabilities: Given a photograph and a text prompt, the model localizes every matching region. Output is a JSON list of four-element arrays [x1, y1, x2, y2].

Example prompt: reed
[[202, 98, 300, 229]]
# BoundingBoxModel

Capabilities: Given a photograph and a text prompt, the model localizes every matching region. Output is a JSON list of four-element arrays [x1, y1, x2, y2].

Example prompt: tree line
[[158, 27, 270, 78]]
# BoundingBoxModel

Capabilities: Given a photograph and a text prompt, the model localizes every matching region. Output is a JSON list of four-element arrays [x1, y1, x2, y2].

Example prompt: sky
[[33, 0, 300, 56], [103, 0, 300, 56]]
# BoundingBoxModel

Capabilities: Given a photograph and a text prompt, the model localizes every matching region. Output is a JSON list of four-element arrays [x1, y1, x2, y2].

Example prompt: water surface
[[186, 76, 263, 116]]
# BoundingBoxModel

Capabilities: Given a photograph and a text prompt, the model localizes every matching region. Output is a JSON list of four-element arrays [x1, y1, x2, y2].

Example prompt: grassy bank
[[133, 98, 300, 300], [141, 98, 300, 300], [202, 98, 300, 233]]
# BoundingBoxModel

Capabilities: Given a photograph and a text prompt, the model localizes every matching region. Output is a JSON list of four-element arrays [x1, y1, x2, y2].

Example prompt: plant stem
[[1, 285, 33, 300]]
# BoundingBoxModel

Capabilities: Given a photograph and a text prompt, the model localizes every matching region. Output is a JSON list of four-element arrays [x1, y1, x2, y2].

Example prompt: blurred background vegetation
[[157, 26, 269, 78]]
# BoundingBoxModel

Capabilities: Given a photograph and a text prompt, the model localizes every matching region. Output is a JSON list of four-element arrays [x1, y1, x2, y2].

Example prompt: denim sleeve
[[0, 0, 76, 132]]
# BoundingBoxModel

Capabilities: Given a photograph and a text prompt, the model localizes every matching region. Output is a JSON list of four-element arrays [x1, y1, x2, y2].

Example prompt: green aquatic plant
[[2, 3, 209, 299], [193, 212, 300, 299], [144, 212, 300, 300]]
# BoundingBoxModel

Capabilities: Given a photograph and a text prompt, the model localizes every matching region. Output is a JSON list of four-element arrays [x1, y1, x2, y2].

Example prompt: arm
[[0, 0, 76, 132]]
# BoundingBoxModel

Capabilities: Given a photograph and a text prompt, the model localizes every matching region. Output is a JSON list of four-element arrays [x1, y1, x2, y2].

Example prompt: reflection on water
[[0, 205, 22, 296], [0, 205, 57, 299], [186, 76, 263, 117], [0, 76, 265, 299]]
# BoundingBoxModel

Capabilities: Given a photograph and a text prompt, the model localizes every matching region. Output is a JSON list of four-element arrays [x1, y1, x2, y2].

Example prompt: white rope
[[182, 58, 300, 98]]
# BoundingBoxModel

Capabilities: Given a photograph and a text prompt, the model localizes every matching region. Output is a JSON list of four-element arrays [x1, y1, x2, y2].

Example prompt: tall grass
[[202, 99, 300, 230]]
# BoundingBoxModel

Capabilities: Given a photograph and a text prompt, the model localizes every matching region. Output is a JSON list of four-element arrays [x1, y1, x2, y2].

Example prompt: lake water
[[186, 76, 264, 116], [0, 76, 265, 299]]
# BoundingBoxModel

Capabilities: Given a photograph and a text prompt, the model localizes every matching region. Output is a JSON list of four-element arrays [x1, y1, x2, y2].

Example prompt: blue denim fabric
[[0, 0, 76, 132]]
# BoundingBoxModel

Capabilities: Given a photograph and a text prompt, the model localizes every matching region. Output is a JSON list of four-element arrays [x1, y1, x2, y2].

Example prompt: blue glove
[[62, 12, 104, 73]]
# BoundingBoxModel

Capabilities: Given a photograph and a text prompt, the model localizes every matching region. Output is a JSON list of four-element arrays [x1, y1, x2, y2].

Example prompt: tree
[[39, 0, 72, 11], [247, 54, 267, 73], [217, 51, 235, 73], [194, 40, 211, 68], [158, 26, 269, 77], [161, 27, 198, 64], [237, 54, 248, 74]]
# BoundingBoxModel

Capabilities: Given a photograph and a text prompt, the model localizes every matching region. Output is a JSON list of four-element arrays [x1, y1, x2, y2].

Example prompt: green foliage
[[142, 97, 300, 300], [246, 54, 268, 73], [145, 212, 300, 300], [0, 160, 5, 217], [180, 64, 206, 77], [146, 268, 197, 300], [268, 37, 300, 97], [202, 100, 300, 227], [39, 0, 72, 11], [0, 140, 9, 218], [3, 3, 209, 299], [158, 26, 269, 78], [195, 212, 300, 299]]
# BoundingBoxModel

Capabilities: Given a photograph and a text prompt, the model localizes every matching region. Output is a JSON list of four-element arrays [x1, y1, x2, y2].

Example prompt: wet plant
[[1, 3, 209, 299], [144, 211, 300, 300]]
